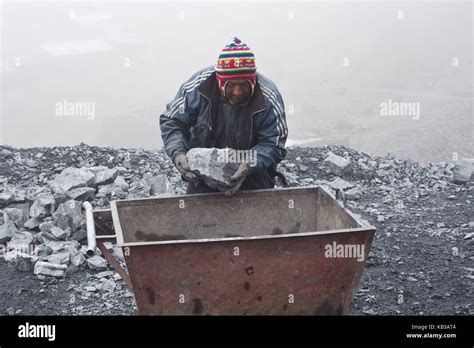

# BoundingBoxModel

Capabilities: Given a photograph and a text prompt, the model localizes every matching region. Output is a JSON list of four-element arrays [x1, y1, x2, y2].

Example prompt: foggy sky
[[1, 1, 472, 162]]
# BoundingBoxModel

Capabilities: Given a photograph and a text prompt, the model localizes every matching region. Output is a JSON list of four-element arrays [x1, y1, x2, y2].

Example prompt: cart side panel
[[116, 187, 321, 243], [124, 229, 374, 315], [316, 188, 361, 231]]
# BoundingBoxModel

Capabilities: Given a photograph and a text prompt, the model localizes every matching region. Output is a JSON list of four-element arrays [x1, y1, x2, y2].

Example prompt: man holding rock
[[159, 37, 288, 195]]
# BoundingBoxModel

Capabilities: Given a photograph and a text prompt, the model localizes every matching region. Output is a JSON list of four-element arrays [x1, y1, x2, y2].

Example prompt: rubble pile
[[279, 146, 474, 220], [0, 143, 179, 281], [0, 142, 473, 315]]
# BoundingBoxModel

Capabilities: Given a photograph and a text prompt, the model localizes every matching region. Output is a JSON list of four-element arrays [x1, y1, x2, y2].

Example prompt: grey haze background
[[1, 1, 472, 163]]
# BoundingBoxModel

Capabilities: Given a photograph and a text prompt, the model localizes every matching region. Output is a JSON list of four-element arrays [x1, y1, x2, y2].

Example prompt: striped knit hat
[[215, 37, 257, 97]]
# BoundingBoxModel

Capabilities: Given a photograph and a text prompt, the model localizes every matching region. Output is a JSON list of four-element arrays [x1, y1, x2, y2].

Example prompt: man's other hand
[[224, 188, 238, 196], [230, 162, 249, 182], [174, 152, 198, 181], [224, 162, 249, 196]]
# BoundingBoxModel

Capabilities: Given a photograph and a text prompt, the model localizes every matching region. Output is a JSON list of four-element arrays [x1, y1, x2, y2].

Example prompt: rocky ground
[[0, 143, 472, 315]]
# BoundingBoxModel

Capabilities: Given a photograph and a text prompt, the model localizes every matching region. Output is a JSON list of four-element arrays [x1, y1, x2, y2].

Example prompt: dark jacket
[[159, 65, 288, 189]]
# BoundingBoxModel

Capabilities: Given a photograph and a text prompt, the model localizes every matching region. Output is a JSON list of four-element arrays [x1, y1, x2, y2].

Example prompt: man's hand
[[173, 152, 198, 181], [224, 163, 249, 196], [230, 162, 249, 182], [224, 188, 238, 196]]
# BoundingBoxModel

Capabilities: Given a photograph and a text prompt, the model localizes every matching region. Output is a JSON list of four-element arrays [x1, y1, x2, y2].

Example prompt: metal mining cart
[[86, 185, 375, 315]]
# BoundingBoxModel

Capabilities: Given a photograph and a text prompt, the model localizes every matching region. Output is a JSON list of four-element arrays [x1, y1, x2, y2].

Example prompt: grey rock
[[186, 148, 246, 191], [102, 279, 117, 293], [112, 176, 129, 191], [95, 270, 115, 279], [463, 232, 474, 240], [299, 164, 309, 172], [7, 232, 34, 253], [328, 178, 355, 191], [53, 200, 83, 232], [94, 168, 118, 186], [85, 166, 109, 175], [379, 162, 393, 170], [52, 211, 72, 232], [96, 177, 128, 199], [25, 159, 39, 168], [452, 159, 474, 185], [3, 208, 28, 228], [31, 236, 45, 251], [70, 227, 87, 243], [0, 149, 14, 160], [8, 201, 30, 214], [362, 308, 377, 315], [432, 182, 447, 191], [66, 187, 95, 201], [40, 231, 59, 245], [3, 251, 18, 262], [128, 173, 154, 198], [66, 264, 81, 275], [52, 192, 69, 205], [30, 193, 55, 218], [15, 253, 38, 271], [44, 240, 66, 253], [0, 192, 13, 206], [111, 246, 125, 263], [0, 220, 18, 244], [34, 261, 67, 278], [39, 221, 55, 233], [63, 240, 84, 264], [150, 174, 175, 196], [324, 152, 351, 176], [345, 187, 362, 200], [86, 255, 108, 270], [379, 185, 394, 193], [50, 226, 69, 240], [50, 167, 95, 194], [23, 217, 42, 230], [400, 180, 414, 189], [48, 251, 70, 265], [0, 163, 8, 176], [64, 239, 81, 251]]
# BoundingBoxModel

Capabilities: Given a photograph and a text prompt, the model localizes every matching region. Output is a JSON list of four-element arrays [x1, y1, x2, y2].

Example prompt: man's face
[[225, 80, 252, 105]]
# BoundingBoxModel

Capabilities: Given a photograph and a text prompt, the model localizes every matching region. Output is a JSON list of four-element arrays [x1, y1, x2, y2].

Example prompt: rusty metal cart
[[86, 185, 375, 315]]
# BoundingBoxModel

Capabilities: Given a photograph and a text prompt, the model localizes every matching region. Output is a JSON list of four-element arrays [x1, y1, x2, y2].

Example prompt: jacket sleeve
[[248, 93, 288, 175], [159, 72, 203, 162]]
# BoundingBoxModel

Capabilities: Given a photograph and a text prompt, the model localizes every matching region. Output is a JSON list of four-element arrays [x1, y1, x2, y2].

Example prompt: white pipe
[[83, 201, 97, 256]]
